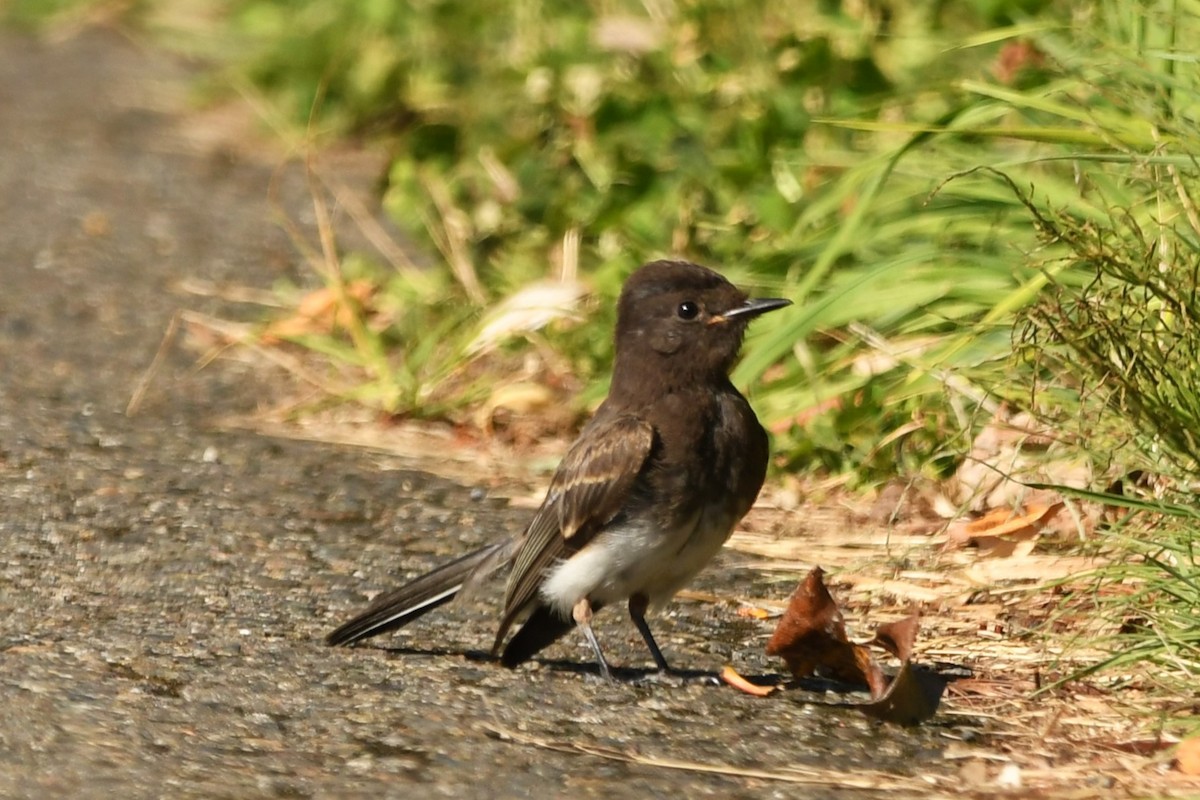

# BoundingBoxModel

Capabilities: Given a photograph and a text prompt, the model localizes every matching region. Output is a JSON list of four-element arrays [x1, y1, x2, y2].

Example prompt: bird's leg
[[628, 592, 671, 672], [573, 597, 615, 683]]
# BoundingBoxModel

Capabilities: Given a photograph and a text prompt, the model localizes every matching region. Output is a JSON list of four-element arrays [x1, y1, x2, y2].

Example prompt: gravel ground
[[0, 28, 970, 799]]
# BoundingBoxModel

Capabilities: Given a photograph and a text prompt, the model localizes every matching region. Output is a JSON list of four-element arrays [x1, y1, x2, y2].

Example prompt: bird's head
[[613, 260, 791, 380]]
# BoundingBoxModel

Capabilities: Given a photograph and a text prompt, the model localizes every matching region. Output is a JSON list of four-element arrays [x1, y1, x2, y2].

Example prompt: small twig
[[481, 723, 950, 792], [313, 167, 430, 286], [421, 169, 487, 305], [305, 151, 342, 284], [126, 310, 182, 416], [173, 278, 285, 308], [179, 310, 345, 397]]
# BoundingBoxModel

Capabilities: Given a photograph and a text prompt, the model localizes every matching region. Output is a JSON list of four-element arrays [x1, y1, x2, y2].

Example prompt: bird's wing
[[493, 414, 655, 648]]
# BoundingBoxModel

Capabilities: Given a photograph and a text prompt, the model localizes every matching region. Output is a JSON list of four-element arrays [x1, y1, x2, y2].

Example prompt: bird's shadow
[[337, 643, 963, 695], [357, 643, 466, 660], [359, 643, 726, 684]]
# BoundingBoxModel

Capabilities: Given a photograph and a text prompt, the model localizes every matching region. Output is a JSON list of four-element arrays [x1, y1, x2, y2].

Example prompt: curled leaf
[[762, 568, 945, 724], [720, 665, 777, 697], [859, 659, 947, 727], [870, 613, 921, 662], [946, 502, 1065, 556], [765, 567, 884, 695]]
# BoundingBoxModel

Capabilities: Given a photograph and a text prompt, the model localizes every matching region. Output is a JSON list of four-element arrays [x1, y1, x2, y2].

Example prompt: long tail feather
[[326, 542, 506, 646]]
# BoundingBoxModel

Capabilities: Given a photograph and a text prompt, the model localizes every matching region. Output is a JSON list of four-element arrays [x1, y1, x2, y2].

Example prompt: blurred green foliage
[[220, 0, 1075, 481]]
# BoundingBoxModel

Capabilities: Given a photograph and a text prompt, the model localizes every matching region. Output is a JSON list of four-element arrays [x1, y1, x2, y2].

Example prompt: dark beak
[[715, 296, 792, 323]]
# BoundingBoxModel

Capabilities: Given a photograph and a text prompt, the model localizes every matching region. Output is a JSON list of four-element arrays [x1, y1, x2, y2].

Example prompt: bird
[[326, 260, 790, 681]]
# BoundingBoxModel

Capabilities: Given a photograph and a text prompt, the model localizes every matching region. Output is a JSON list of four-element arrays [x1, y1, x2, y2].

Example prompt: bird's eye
[[676, 301, 700, 320]]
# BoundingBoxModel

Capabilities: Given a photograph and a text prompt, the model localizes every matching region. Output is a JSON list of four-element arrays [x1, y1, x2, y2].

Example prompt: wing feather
[[492, 414, 655, 650]]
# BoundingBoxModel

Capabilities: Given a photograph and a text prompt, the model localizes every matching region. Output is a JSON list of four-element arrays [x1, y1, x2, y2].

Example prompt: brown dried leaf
[[964, 502, 1065, 537], [946, 502, 1065, 553], [262, 280, 376, 343], [869, 613, 920, 662], [946, 405, 1091, 513], [762, 570, 945, 725], [765, 567, 884, 695], [1176, 737, 1200, 775], [859, 659, 947, 727], [719, 665, 777, 697]]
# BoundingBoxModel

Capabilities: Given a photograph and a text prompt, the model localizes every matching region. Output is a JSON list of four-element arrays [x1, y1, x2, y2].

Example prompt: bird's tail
[[326, 541, 509, 647]]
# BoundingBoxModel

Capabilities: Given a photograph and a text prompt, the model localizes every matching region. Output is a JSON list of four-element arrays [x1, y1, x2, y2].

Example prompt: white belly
[[537, 507, 736, 617]]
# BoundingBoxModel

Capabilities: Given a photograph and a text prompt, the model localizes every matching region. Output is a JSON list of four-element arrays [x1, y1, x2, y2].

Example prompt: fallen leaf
[[719, 665, 777, 697], [869, 613, 920, 662], [859, 659, 947, 727], [962, 502, 1065, 537], [946, 405, 1092, 513], [262, 281, 376, 342], [946, 502, 1065, 554], [1176, 737, 1200, 775], [757, 568, 950, 725], [765, 567, 884, 696], [736, 605, 772, 620]]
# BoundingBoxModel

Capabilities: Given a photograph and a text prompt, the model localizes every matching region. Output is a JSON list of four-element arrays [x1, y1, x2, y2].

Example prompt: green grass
[[1004, 0, 1200, 703], [1035, 486, 1200, 730], [36, 0, 1188, 490]]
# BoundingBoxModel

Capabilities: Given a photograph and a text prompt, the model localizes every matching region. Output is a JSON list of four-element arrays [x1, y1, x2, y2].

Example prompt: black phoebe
[[326, 260, 790, 680]]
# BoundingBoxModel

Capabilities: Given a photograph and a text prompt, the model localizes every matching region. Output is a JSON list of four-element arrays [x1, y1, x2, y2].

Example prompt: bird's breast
[[537, 385, 767, 618], [537, 500, 738, 616]]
